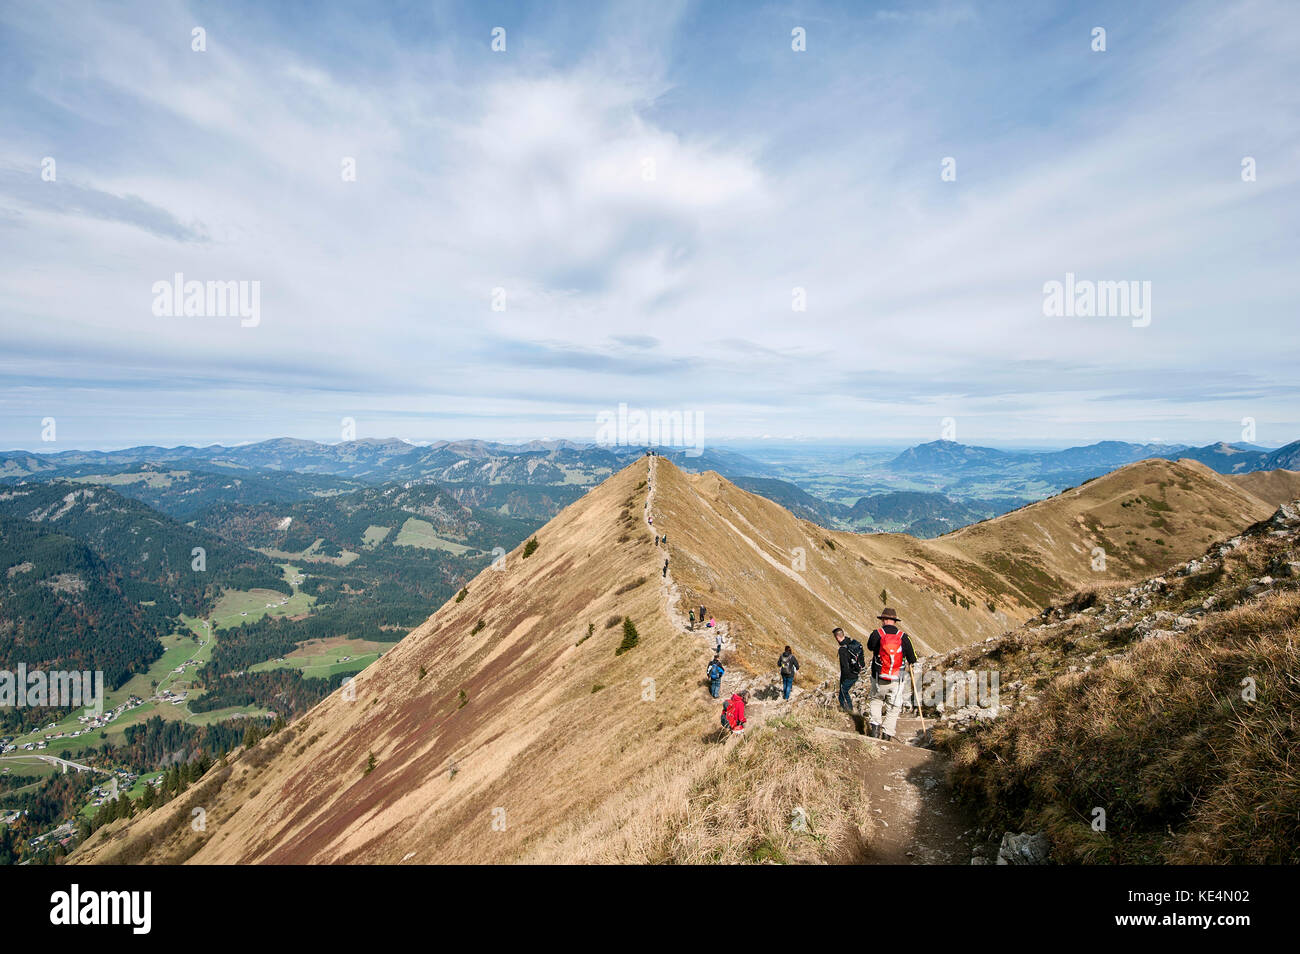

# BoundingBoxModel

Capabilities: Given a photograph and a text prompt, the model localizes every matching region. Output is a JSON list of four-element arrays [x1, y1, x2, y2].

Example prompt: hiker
[[833, 626, 866, 713], [714, 631, 724, 655], [722, 690, 747, 733], [654, 534, 659, 546], [707, 656, 725, 698], [662, 558, 669, 578], [689, 609, 696, 630], [867, 608, 918, 741], [706, 615, 715, 629], [661, 533, 668, 546], [777, 645, 800, 700], [699, 604, 707, 620]]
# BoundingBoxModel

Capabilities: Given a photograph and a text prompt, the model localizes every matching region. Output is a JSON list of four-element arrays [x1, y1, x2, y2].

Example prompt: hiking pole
[[907, 662, 926, 733]]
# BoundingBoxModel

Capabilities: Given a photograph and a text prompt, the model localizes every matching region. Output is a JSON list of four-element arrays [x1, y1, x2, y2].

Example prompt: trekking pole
[[907, 662, 926, 733]]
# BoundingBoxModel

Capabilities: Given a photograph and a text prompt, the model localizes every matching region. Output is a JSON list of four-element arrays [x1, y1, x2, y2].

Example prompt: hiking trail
[[648, 454, 973, 862]]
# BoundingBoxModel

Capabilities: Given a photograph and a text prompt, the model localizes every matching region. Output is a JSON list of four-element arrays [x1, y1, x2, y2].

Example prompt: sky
[[1, 0, 1298, 451]]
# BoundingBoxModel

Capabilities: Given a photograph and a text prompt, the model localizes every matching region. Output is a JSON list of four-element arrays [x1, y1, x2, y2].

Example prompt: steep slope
[[932, 501, 1300, 863], [74, 460, 698, 864], [70, 456, 1272, 865], [1261, 439, 1300, 471], [1228, 468, 1300, 507]]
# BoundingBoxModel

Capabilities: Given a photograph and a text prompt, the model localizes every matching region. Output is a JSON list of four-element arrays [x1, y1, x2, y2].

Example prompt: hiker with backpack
[[707, 655, 725, 698], [833, 626, 866, 713], [867, 608, 918, 741], [722, 690, 747, 734], [777, 645, 800, 700], [689, 609, 696, 630]]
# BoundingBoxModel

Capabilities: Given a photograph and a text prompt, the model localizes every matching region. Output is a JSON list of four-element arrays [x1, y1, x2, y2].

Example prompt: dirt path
[[815, 716, 972, 864], [646, 454, 729, 650], [648, 455, 968, 859]]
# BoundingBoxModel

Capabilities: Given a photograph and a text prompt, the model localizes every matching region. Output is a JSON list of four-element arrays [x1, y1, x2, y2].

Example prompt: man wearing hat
[[866, 607, 917, 740]]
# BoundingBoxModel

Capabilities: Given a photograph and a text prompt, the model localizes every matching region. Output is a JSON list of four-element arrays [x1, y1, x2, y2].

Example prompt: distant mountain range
[[0, 438, 776, 486], [4, 436, 1295, 542], [885, 439, 1300, 477]]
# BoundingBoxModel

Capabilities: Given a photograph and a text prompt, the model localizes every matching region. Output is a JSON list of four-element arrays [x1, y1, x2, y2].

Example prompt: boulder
[[996, 831, 1051, 865]]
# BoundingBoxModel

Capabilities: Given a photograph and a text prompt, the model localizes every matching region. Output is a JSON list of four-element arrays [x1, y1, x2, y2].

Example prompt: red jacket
[[724, 694, 746, 731]]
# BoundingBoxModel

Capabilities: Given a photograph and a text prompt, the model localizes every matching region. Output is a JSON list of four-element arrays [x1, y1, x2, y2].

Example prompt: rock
[[996, 831, 1051, 865], [1269, 503, 1300, 529]]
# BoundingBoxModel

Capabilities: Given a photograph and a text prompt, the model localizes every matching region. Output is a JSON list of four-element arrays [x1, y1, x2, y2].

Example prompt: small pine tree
[[522, 537, 539, 559], [615, 617, 640, 655], [454, 587, 468, 603], [880, 588, 889, 605], [364, 752, 377, 776]]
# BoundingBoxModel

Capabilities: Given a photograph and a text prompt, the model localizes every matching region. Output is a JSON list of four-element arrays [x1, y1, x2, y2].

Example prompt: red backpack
[[876, 627, 904, 680]]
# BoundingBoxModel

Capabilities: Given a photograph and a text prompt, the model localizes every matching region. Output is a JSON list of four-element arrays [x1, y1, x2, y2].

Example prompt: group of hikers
[[647, 455, 915, 742], [707, 606, 918, 741], [688, 605, 718, 634]]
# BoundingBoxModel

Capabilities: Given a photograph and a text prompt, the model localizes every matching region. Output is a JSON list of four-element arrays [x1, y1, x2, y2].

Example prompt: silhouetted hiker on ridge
[[833, 626, 866, 717], [867, 608, 918, 741], [777, 645, 800, 700]]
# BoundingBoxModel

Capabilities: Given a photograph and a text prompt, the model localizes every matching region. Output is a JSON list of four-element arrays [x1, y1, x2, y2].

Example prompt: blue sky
[[1, 0, 1297, 450]]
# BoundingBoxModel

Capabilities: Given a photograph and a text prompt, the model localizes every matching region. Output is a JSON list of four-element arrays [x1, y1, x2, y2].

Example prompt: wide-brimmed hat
[[878, 607, 900, 621]]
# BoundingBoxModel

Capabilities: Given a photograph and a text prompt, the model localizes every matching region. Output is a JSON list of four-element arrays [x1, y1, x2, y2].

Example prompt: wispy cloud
[[0, 0, 1297, 449]]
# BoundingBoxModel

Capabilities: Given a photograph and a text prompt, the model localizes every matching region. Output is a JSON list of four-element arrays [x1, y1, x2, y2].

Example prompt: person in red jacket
[[722, 690, 747, 733]]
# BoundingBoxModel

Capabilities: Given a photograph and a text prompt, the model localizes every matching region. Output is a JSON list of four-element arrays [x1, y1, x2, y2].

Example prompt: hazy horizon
[[1, 431, 1292, 456]]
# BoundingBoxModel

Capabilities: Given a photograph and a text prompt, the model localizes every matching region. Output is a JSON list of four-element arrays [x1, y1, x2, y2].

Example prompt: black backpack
[[843, 638, 865, 677]]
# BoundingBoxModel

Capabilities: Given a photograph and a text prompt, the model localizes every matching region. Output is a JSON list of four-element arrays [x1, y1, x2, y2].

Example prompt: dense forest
[[0, 519, 170, 729], [0, 482, 289, 613]]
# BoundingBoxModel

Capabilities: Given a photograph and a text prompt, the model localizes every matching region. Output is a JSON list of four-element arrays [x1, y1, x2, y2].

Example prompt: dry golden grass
[[526, 714, 872, 864], [1228, 468, 1300, 507], [944, 589, 1300, 864]]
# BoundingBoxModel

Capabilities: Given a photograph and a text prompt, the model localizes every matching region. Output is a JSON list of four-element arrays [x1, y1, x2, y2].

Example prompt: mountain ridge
[[70, 453, 1277, 864]]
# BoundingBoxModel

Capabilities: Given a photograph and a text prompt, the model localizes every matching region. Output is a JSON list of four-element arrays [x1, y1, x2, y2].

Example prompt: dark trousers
[[709, 678, 721, 698], [838, 676, 858, 712]]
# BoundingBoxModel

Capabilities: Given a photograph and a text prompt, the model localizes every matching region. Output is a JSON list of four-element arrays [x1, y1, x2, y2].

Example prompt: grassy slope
[[1228, 468, 1300, 507], [936, 505, 1300, 863]]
